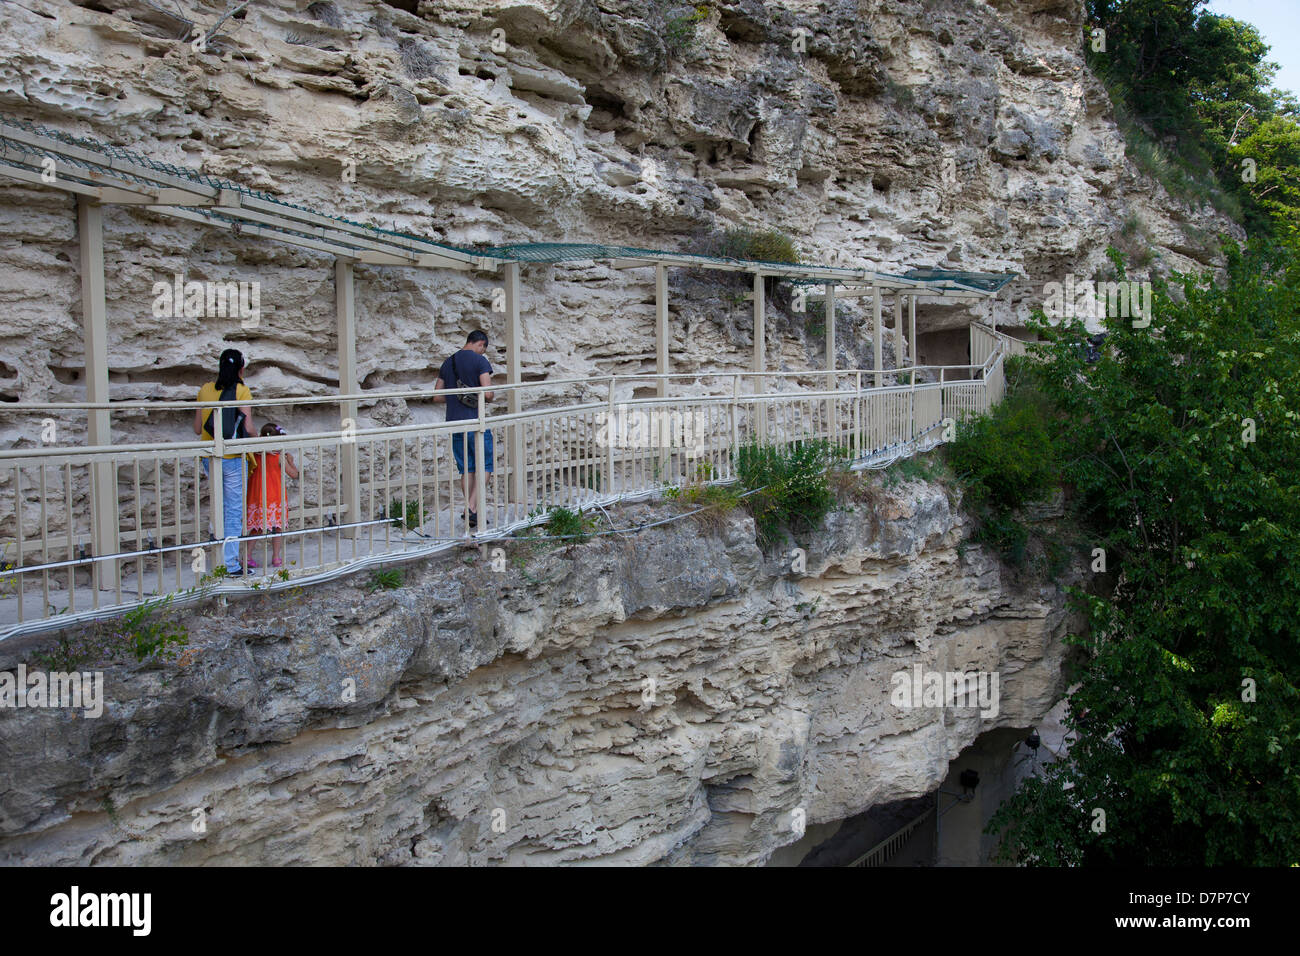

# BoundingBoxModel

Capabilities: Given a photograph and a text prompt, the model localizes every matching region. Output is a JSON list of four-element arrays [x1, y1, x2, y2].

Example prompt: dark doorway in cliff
[[917, 327, 972, 377], [768, 726, 1045, 866]]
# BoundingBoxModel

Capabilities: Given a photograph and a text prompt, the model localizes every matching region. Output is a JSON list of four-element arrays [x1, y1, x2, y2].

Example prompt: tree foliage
[[1086, 0, 1300, 244], [1233, 118, 1300, 245], [988, 243, 1300, 865]]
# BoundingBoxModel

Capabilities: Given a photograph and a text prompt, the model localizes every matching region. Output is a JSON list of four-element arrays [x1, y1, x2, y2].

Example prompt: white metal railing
[[0, 349, 1009, 637], [972, 323, 1032, 366], [848, 806, 936, 867]]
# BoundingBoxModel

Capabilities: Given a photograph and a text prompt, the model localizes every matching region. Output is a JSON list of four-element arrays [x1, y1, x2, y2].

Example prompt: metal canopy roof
[[471, 241, 883, 283], [473, 243, 1014, 295], [902, 268, 1017, 294], [0, 115, 488, 271], [0, 114, 1015, 297]]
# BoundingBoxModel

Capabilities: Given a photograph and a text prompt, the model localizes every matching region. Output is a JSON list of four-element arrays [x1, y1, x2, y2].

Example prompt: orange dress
[[247, 451, 287, 533]]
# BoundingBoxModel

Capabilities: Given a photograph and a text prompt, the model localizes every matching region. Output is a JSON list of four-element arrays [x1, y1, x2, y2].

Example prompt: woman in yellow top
[[193, 348, 255, 575]]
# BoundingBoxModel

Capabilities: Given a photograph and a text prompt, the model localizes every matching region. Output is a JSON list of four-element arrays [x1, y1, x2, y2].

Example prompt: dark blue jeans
[[451, 429, 494, 474]]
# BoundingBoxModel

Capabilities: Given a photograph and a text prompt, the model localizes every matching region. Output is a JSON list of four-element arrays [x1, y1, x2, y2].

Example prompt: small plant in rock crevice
[[547, 506, 598, 542], [367, 568, 404, 592], [31, 596, 188, 669], [735, 438, 836, 547]]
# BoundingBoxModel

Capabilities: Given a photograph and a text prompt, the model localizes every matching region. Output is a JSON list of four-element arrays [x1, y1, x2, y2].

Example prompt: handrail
[[0, 363, 993, 412], [0, 378, 965, 460], [0, 337, 1013, 637], [972, 322, 1032, 356], [847, 807, 936, 867]]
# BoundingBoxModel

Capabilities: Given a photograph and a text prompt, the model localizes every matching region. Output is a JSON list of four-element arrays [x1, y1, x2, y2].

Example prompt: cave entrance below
[[767, 794, 936, 867], [769, 724, 1048, 867]]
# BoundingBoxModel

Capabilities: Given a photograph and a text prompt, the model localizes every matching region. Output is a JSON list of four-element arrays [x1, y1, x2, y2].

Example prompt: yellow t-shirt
[[197, 381, 253, 458]]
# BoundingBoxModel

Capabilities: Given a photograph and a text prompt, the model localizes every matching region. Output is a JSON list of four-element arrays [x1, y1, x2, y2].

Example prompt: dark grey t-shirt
[[439, 349, 492, 422]]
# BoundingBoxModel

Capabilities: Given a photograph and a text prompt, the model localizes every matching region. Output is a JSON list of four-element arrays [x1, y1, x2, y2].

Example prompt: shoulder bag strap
[[452, 351, 473, 389]]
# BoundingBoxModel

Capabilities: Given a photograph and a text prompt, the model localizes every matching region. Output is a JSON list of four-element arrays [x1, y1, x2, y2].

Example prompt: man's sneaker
[[468, 510, 478, 528]]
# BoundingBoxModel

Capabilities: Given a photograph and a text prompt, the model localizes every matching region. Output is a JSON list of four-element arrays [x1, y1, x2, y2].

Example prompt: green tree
[[989, 243, 1300, 865], [1086, 1, 1300, 245], [1233, 116, 1300, 245], [1087, 0, 1208, 133]]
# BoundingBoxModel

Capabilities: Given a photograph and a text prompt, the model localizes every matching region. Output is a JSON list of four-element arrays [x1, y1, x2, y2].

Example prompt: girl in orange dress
[[246, 423, 299, 568]]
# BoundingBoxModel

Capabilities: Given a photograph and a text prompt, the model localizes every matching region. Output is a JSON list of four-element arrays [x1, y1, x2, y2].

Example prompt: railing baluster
[[191, 455, 200, 588], [415, 434, 424, 537], [383, 437, 392, 551], [133, 459, 142, 601], [450, 431, 460, 538], [559, 413, 567, 508], [154, 459, 163, 595], [367, 440, 375, 555], [520, 420, 529, 517], [400, 436, 409, 549], [40, 463, 50, 616], [91, 457, 104, 609], [319, 441, 328, 566], [15, 465, 24, 622], [434, 431, 443, 538], [605, 382, 616, 501], [65, 462, 75, 614]]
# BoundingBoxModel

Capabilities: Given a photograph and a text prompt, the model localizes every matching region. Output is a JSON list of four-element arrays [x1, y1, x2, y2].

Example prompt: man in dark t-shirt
[[435, 329, 495, 528]]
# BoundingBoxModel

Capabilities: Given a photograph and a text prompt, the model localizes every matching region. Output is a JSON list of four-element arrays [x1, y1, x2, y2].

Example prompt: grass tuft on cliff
[[31, 596, 188, 669], [663, 462, 742, 532], [714, 226, 801, 265]]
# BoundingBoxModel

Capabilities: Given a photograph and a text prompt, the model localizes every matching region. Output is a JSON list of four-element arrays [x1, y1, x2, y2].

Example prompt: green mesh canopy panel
[[469, 241, 822, 274], [470, 242, 650, 262], [0, 115, 472, 257], [902, 268, 1017, 293]]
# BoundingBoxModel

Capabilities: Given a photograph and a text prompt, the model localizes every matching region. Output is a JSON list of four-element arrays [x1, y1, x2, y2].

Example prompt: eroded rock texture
[[0, 0, 1241, 417], [0, 480, 1078, 864]]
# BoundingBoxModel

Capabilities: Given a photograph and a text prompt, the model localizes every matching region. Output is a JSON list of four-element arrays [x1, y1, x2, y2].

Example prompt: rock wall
[[0, 0, 1243, 417], [0, 475, 1079, 864], [0, 0, 1211, 865]]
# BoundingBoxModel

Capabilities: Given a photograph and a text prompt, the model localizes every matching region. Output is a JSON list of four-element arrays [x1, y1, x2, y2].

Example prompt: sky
[[1205, 0, 1299, 99]]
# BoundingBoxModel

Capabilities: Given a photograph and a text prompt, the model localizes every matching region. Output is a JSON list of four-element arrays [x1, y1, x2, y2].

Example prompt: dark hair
[[260, 422, 285, 437], [466, 330, 488, 346], [215, 348, 244, 390]]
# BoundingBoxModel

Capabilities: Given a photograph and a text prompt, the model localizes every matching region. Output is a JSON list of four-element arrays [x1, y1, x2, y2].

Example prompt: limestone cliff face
[[0, 0, 1181, 864], [0, 478, 1078, 864], [0, 0, 1241, 414]]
